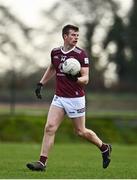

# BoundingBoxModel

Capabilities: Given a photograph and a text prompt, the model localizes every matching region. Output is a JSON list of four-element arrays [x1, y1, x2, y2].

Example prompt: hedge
[[0, 114, 137, 144]]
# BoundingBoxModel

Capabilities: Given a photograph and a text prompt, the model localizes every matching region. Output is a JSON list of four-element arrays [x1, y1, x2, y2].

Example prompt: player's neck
[[63, 45, 75, 52]]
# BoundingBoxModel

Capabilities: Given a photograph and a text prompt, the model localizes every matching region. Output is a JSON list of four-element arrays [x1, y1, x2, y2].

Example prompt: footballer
[[26, 24, 112, 171]]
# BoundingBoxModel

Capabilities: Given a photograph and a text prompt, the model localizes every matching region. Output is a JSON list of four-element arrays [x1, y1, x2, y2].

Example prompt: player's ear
[[63, 34, 68, 40]]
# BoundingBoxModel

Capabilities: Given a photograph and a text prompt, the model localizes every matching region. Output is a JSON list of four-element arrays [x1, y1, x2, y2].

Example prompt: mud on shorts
[[51, 95, 85, 118]]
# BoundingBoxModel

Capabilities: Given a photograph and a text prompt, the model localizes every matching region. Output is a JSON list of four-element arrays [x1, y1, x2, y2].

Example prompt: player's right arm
[[35, 63, 55, 99], [39, 63, 56, 85]]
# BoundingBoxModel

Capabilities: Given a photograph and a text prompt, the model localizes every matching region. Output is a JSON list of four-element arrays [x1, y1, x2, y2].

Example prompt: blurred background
[[0, 0, 137, 144]]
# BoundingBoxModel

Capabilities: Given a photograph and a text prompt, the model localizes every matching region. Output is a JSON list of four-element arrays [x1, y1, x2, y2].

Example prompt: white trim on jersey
[[52, 46, 62, 51], [73, 47, 82, 54], [60, 46, 76, 54]]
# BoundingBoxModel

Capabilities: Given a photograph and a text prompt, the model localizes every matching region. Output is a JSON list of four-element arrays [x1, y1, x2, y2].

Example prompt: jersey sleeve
[[79, 50, 90, 67]]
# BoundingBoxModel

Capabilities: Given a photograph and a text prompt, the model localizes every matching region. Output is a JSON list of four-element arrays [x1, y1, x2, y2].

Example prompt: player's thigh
[[46, 104, 65, 130], [71, 116, 86, 131]]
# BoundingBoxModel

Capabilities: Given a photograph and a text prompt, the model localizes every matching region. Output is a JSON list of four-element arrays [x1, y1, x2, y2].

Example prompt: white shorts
[[51, 95, 85, 118]]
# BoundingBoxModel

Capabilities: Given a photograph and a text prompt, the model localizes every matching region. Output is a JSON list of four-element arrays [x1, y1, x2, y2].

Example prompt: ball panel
[[62, 58, 81, 75]]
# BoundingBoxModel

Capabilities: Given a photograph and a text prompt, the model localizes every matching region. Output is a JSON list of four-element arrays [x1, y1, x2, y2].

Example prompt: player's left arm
[[77, 67, 89, 85]]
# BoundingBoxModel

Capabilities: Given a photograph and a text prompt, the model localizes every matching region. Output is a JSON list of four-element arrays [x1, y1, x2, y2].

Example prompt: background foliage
[[0, 0, 137, 92], [0, 0, 137, 145], [0, 113, 137, 144]]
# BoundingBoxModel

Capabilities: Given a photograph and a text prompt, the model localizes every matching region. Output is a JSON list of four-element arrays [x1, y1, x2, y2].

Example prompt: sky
[[1, 0, 132, 27], [0, 0, 58, 27]]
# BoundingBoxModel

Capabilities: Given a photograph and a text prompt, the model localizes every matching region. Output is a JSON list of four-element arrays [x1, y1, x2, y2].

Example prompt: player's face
[[64, 29, 79, 47]]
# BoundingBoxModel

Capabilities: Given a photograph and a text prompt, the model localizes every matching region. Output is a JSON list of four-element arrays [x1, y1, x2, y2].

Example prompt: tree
[[126, 0, 137, 84], [0, 5, 41, 114], [103, 0, 137, 91]]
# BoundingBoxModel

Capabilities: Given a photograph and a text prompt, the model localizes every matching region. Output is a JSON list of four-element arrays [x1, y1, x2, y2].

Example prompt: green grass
[[0, 142, 137, 179]]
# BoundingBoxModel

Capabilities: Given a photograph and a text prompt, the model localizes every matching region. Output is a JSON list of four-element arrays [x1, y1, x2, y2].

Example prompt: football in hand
[[62, 58, 81, 75]]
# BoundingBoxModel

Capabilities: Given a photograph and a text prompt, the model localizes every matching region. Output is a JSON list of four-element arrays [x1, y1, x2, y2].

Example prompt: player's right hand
[[65, 72, 81, 82], [35, 83, 43, 99]]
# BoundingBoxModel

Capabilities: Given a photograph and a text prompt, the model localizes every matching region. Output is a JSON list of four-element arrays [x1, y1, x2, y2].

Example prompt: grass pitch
[[0, 142, 137, 179]]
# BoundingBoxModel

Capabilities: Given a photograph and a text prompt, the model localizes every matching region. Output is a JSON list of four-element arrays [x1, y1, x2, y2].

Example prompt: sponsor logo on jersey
[[58, 63, 64, 73], [57, 73, 65, 76], [84, 58, 89, 64]]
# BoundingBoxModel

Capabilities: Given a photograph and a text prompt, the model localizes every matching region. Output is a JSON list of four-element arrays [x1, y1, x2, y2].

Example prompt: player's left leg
[[72, 116, 102, 147], [71, 116, 112, 168]]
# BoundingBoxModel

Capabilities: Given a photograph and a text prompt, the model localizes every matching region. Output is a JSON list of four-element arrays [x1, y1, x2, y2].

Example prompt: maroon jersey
[[51, 46, 89, 97]]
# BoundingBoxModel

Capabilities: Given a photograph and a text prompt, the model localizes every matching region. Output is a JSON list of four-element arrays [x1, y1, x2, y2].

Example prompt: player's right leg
[[26, 104, 65, 171]]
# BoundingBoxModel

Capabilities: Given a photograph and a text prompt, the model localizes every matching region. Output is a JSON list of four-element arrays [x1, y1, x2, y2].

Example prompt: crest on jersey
[[61, 55, 67, 62]]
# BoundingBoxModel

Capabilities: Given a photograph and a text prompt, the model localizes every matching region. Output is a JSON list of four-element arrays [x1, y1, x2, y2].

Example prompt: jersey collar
[[61, 46, 75, 54]]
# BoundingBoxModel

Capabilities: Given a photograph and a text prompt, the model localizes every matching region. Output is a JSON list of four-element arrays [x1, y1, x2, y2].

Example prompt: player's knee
[[45, 124, 57, 135], [75, 128, 96, 139], [84, 129, 96, 139], [75, 128, 85, 137]]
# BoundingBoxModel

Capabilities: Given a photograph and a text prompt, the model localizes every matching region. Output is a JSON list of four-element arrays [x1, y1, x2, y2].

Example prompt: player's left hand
[[65, 72, 81, 82]]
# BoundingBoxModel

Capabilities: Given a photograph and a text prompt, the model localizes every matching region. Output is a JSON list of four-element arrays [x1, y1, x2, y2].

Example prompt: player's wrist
[[65, 74, 78, 82], [37, 82, 43, 87], [72, 75, 78, 82]]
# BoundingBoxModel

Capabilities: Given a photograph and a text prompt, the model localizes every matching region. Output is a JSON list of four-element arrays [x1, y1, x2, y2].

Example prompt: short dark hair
[[62, 24, 79, 38]]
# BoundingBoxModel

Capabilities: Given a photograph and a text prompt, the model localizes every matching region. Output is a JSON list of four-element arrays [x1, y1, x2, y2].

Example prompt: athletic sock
[[39, 156, 48, 165], [100, 143, 108, 152]]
